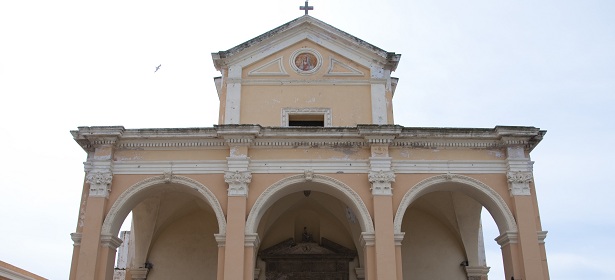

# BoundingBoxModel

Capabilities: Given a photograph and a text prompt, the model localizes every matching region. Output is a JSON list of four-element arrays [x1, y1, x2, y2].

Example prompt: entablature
[[72, 125, 545, 152]]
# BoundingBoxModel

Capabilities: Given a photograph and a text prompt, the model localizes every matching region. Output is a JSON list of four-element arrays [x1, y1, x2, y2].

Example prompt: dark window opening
[[288, 114, 325, 127]]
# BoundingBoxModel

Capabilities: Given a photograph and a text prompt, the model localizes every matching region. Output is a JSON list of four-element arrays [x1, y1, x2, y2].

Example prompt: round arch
[[245, 174, 374, 235], [393, 174, 517, 234], [101, 174, 226, 236]]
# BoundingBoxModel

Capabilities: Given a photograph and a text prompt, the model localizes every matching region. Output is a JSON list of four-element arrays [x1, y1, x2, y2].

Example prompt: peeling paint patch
[[400, 149, 410, 158]]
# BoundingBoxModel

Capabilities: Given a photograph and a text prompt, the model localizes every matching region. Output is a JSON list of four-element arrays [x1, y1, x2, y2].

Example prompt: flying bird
[[155, 64, 161, 72]]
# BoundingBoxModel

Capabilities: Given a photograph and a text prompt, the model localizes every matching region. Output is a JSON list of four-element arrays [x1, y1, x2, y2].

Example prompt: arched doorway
[[394, 174, 517, 280], [101, 174, 226, 280], [246, 174, 373, 280]]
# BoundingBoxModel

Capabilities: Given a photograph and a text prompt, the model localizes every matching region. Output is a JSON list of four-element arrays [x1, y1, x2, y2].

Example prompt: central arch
[[246, 174, 374, 235]]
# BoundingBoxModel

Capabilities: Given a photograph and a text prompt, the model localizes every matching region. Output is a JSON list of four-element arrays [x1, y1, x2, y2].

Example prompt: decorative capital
[[100, 234, 123, 250], [507, 171, 533, 196], [225, 171, 252, 196], [360, 232, 375, 247], [368, 170, 395, 195], [214, 234, 226, 247], [86, 171, 113, 198], [495, 231, 518, 247], [507, 171, 533, 184], [70, 232, 83, 246]]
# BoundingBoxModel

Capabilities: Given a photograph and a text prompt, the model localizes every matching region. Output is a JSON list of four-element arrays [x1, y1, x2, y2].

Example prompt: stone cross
[[300, 1, 313, 15]]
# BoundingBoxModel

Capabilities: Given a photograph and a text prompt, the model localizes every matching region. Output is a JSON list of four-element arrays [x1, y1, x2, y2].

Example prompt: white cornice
[[73, 125, 545, 152]]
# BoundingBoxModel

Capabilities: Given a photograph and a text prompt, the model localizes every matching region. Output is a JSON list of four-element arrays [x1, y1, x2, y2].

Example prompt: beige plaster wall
[[401, 208, 467, 280], [239, 40, 373, 126], [114, 148, 228, 161], [146, 209, 218, 280]]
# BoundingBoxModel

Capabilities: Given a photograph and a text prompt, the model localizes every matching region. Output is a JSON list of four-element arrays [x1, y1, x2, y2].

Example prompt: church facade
[[69, 15, 550, 280]]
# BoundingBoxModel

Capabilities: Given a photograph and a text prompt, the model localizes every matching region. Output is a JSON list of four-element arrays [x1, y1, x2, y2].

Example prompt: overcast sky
[[1, 0, 614, 279]]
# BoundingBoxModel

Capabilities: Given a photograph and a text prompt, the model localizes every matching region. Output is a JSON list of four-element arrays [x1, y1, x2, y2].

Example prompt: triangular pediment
[[247, 57, 288, 76], [212, 15, 400, 73]]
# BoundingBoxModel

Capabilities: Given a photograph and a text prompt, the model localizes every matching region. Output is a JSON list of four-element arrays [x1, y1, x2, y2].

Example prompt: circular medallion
[[290, 48, 322, 74]]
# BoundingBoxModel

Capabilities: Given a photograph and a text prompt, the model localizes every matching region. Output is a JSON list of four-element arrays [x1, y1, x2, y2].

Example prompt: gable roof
[[212, 15, 400, 72]]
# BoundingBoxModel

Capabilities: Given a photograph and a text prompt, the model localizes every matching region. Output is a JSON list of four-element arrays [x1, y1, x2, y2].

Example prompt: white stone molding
[[130, 268, 149, 280], [354, 267, 365, 280], [245, 233, 260, 248], [370, 83, 388, 124], [71, 232, 82, 246], [368, 170, 395, 196], [237, 78, 376, 86], [224, 78, 242, 124], [248, 57, 288, 76], [360, 232, 375, 247], [538, 231, 548, 244], [394, 232, 405, 246], [369, 157, 392, 171], [495, 231, 519, 247], [214, 234, 226, 247], [394, 174, 518, 234], [281, 107, 332, 127], [507, 171, 533, 196], [465, 266, 490, 280], [0, 265, 43, 280], [225, 170, 252, 196], [100, 234, 123, 250], [101, 174, 226, 237], [110, 159, 510, 175], [245, 174, 374, 235], [86, 171, 113, 198], [289, 48, 323, 75], [325, 57, 364, 76]]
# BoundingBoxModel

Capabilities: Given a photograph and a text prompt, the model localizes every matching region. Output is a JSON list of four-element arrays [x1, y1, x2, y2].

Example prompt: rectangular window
[[288, 114, 325, 127]]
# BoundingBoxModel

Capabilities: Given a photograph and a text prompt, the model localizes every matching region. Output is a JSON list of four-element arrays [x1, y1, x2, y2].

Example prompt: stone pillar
[[98, 234, 123, 280], [76, 171, 113, 280], [69, 232, 82, 280], [244, 233, 260, 280], [505, 143, 548, 280], [224, 168, 251, 280], [215, 234, 226, 280], [360, 233, 376, 280], [218, 126, 259, 280], [394, 233, 405, 280], [368, 157, 397, 279], [496, 231, 522, 280], [71, 126, 123, 280]]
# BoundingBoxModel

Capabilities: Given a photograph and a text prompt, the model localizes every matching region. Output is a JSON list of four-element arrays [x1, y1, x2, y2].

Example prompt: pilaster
[[218, 127, 257, 280], [502, 138, 546, 280], [359, 128, 400, 280], [73, 126, 123, 280]]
